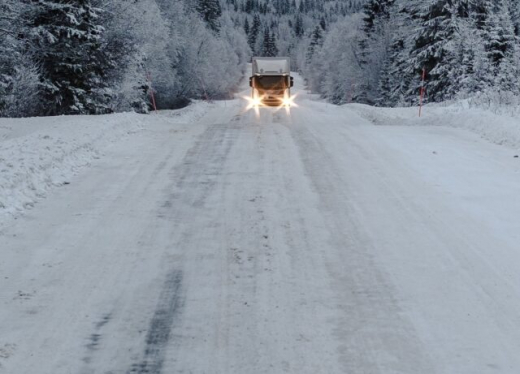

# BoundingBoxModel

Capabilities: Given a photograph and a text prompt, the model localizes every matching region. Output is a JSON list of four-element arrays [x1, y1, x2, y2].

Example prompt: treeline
[[224, 0, 365, 70], [304, 0, 520, 106], [0, 0, 249, 117]]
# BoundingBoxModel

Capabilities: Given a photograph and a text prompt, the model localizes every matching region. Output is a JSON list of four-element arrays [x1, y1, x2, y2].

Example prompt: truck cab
[[249, 57, 294, 107]]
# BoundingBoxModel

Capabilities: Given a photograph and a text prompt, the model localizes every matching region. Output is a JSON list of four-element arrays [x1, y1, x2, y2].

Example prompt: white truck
[[249, 57, 294, 107]]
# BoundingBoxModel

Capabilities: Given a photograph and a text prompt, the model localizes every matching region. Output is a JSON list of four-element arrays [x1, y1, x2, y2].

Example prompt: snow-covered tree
[[27, 0, 112, 115], [248, 14, 261, 54], [306, 25, 323, 63], [261, 27, 278, 56], [196, 0, 223, 33], [0, 0, 41, 117], [294, 14, 304, 37], [402, 1, 469, 102], [487, 0, 520, 92]]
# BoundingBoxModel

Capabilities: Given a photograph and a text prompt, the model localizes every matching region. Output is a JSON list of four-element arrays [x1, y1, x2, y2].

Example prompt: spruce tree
[[359, 0, 395, 59], [261, 27, 278, 57], [245, 0, 253, 13], [320, 16, 327, 30], [28, 0, 112, 115], [294, 14, 304, 37], [508, 0, 520, 36], [454, 14, 490, 96], [0, 0, 33, 116], [258, 27, 279, 57], [378, 35, 408, 105], [306, 26, 323, 63], [244, 17, 250, 35], [269, 31, 279, 56], [248, 15, 261, 54], [0, 0, 18, 113], [361, 0, 395, 35], [482, 0, 516, 68], [408, 0, 470, 102], [196, 0, 222, 33], [488, 0, 519, 92]]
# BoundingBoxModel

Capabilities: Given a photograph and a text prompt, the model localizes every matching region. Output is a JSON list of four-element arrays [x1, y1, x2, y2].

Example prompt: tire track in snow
[[82, 312, 113, 368], [129, 270, 183, 374], [289, 118, 437, 373], [129, 115, 240, 372]]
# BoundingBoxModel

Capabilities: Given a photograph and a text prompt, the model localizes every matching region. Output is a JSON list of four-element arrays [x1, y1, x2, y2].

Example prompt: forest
[[1, 0, 520, 117], [306, 0, 520, 107]]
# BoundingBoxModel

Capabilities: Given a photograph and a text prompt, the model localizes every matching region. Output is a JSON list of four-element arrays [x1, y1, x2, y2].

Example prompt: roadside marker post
[[419, 68, 426, 117]]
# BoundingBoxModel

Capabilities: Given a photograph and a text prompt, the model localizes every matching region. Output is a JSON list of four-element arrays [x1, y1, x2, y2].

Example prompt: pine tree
[[358, 0, 396, 66], [244, 17, 250, 35], [378, 35, 407, 105], [27, 0, 112, 115], [355, 0, 399, 104], [262, 27, 270, 56], [0, 0, 40, 117], [196, 0, 222, 33], [320, 16, 327, 30], [361, 0, 395, 35], [508, 0, 520, 35], [407, 0, 470, 103], [488, 0, 519, 92], [481, 0, 516, 68], [454, 14, 490, 96], [261, 27, 278, 56], [248, 14, 261, 53], [0, 0, 19, 114], [270, 31, 279, 56], [306, 25, 323, 63], [245, 0, 254, 13], [294, 14, 304, 37]]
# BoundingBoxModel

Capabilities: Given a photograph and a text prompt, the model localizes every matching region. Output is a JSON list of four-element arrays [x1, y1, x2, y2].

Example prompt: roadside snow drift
[[0, 102, 212, 225], [0, 113, 145, 221], [349, 103, 520, 152]]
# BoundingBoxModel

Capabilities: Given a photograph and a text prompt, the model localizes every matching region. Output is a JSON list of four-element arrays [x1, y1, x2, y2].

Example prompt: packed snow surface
[[2, 76, 520, 373]]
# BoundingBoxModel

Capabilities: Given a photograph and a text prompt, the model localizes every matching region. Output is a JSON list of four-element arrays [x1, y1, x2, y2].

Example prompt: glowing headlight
[[282, 97, 293, 107]]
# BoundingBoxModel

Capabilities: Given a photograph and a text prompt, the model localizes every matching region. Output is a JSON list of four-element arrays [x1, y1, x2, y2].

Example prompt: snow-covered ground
[[0, 102, 212, 224], [349, 101, 520, 151], [2, 75, 520, 373]]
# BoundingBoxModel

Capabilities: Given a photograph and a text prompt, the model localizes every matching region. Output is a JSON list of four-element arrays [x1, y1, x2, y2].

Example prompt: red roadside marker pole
[[419, 68, 426, 117], [147, 72, 158, 113]]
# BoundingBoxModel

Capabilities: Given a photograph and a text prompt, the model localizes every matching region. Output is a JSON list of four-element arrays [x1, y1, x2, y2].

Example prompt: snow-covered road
[[2, 78, 520, 374]]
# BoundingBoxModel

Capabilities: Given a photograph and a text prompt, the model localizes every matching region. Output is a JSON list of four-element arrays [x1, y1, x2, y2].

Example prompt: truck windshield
[[255, 76, 286, 90]]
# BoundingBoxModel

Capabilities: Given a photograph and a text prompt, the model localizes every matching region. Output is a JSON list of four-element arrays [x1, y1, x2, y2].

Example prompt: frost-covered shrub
[[304, 15, 365, 104], [0, 56, 41, 118]]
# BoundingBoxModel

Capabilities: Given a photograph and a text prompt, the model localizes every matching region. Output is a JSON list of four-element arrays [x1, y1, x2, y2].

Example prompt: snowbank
[[0, 113, 146, 223], [348, 103, 520, 151], [0, 102, 212, 225]]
